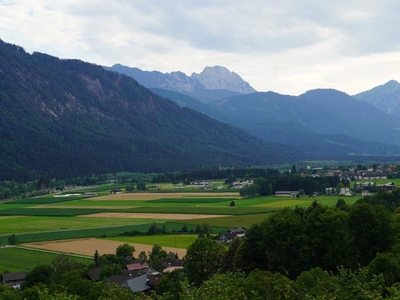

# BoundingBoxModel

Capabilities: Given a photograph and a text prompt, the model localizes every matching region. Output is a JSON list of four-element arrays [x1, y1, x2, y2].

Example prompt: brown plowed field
[[22, 238, 187, 258], [78, 212, 229, 220]]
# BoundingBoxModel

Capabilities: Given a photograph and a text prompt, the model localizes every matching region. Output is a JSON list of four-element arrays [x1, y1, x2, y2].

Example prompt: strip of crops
[[149, 197, 236, 204], [0, 222, 229, 244], [123, 206, 279, 215], [6, 196, 85, 205], [0, 208, 120, 216]]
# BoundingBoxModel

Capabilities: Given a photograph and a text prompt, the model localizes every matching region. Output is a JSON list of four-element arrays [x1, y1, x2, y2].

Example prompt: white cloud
[[0, 0, 399, 95]]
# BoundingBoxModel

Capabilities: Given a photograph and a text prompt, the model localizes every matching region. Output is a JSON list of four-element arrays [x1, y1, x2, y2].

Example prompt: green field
[[0, 247, 91, 273], [0, 216, 163, 235], [105, 234, 199, 249]]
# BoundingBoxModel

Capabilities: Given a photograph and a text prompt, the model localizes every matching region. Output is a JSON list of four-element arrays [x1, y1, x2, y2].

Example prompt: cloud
[[0, 0, 399, 95]]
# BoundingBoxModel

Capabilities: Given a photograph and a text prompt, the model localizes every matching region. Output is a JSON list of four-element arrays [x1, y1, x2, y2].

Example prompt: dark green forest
[[0, 39, 302, 181]]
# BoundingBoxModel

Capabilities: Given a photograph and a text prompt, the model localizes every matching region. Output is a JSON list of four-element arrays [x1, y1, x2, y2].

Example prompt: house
[[106, 267, 162, 293], [376, 183, 396, 192], [87, 267, 102, 281], [275, 191, 299, 197], [126, 262, 148, 271], [339, 188, 353, 196], [84, 192, 97, 197], [218, 232, 237, 243], [228, 228, 245, 238], [362, 173, 387, 180], [219, 227, 246, 243], [110, 189, 122, 195], [362, 190, 371, 196], [325, 187, 336, 195], [232, 182, 243, 189], [2, 272, 26, 288], [162, 259, 184, 273]]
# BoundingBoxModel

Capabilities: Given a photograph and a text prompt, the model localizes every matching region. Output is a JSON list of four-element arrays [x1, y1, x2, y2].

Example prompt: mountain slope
[[105, 64, 255, 103], [0, 40, 299, 181], [354, 80, 400, 116], [208, 90, 400, 155], [150, 89, 400, 157]]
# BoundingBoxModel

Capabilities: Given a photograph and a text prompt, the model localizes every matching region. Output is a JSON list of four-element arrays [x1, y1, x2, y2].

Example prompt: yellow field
[[22, 238, 187, 258]]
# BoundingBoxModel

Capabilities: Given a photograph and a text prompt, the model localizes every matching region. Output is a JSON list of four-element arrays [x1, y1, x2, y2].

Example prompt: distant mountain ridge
[[105, 64, 256, 103], [354, 80, 400, 116]]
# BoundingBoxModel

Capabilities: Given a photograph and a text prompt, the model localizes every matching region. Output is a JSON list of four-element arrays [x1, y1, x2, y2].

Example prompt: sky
[[1, 0, 400, 96]]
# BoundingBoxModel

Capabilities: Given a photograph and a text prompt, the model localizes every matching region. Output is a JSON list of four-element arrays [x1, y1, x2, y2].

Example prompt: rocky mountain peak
[[354, 80, 400, 116], [191, 66, 256, 94]]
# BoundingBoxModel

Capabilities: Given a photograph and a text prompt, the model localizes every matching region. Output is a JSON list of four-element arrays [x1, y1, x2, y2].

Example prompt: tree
[[181, 225, 188, 232], [230, 201, 235, 207], [137, 181, 146, 191], [138, 251, 148, 261], [94, 250, 99, 267], [8, 234, 17, 245], [184, 237, 227, 286], [22, 265, 55, 289], [115, 243, 135, 258], [125, 185, 134, 192], [51, 255, 85, 282], [291, 164, 297, 174]]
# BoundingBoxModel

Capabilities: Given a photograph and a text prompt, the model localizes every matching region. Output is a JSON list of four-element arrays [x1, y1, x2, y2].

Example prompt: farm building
[[275, 191, 299, 197]]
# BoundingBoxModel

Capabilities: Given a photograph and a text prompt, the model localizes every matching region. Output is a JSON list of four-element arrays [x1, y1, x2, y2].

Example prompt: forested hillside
[[0, 40, 299, 181]]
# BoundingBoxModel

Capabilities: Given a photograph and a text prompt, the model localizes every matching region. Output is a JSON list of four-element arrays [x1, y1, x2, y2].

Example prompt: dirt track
[[22, 238, 187, 258], [78, 212, 229, 220]]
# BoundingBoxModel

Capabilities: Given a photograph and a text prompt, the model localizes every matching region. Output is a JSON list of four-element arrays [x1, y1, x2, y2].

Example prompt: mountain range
[[1, 39, 400, 181], [105, 64, 255, 103], [0, 39, 298, 181], [110, 64, 400, 157]]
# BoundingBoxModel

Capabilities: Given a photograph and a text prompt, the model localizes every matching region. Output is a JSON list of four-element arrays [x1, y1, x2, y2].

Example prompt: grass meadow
[[105, 234, 199, 249], [0, 247, 91, 273]]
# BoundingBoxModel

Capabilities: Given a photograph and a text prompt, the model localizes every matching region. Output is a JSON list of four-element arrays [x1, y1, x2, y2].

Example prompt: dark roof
[[220, 232, 237, 240], [124, 275, 151, 293], [107, 275, 131, 285], [228, 228, 245, 234], [167, 251, 176, 258], [162, 259, 184, 268], [2, 272, 26, 283], [147, 273, 162, 286], [87, 267, 102, 281]]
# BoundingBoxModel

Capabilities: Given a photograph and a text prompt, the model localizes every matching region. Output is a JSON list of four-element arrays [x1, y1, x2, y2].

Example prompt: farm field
[[22, 238, 188, 259], [0, 216, 162, 235], [0, 246, 91, 273], [81, 212, 229, 220], [105, 234, 199, 249]]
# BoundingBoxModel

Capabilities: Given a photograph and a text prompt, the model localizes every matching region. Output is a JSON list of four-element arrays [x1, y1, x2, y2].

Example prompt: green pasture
[[0, 204, 32, 210], [174, 213, 273, 228], [72, 184, 127, 193], [150, 197, 236, 203], [105, 234, 199, 249], [0, 216, 162, 235], [0, 247, 91, 273], [7, 195, 84, 205], [0, 207, 122, 217]]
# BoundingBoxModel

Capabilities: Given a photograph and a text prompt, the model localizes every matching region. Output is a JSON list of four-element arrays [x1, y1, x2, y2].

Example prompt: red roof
[[126, 263, 148, 271]]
